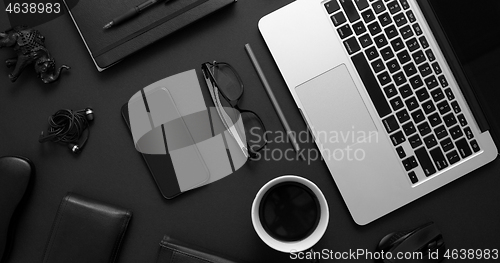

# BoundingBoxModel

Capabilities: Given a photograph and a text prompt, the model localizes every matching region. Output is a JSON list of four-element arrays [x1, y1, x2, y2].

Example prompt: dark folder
[[62, 0, 236, 71]]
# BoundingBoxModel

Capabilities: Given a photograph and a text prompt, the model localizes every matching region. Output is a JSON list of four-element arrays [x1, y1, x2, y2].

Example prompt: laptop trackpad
[[296, 64, 377, 148]]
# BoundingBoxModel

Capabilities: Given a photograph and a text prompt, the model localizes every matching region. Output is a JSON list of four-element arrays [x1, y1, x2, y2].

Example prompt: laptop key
[[430, 147, 448, 171], [408, 134, 423, 148], [418, 121, 431, 136], [421, 99, 435, 113], [415, 147, 436, 176], [403, 156, 418, 172], [411, 109, 425, 124], [372, 0, 386, 14], [361, 8, 376, 23], [428, 112, 442, 127], [419, 36, 429, 48], [408, 171, 419, 184], [440, 137, 454, 152], [371, 59, 386, 73], [409, 75, 423, 89], [434, 125, 448, 140], [365, 46, 379, 60], [353, 21, 367, 35], [374, 34, 389, 48], [464, 127, 474, 139], [418, 63, 432, 78], [405, 96, 418, 111], [384, 25, 398, 39], [425, 76, 438, 90], [431, 88, 444, 102], [351, 53, 392, 117], [394, 13, 407, 27], [446, 150, 460, 165], [397, 50, 411, 65], [412, 23, 423, 36], [403, 62, 417, 77], [381, 46, 394, 60], [390, 96, 404, 111], [396, 109, 410, 123], [406, 10, 416, 23], [325, 1, 341, 14], [425, 49, 436, 62], [390, 130, 406, 146], [438, 75, 449, 87], [368, 21, 382, 35], [451, 101, 461, 113], [449, 125, 463, 140], [391, 37, 405, 52], [396, 146, 406, 158], [354, 0, 370, 11], [437, 100, 451, 115], [340, 0, 361, 22], [344, 37, 361, 54], [402, 156, 413, 171], [443, 113, 457, 127], [378, 71, 391, 86], [402, 121, 416, 136], [470, 140, 480, 153], [359, 34, 373, 48], [331, 12, 348, 26], [400, 25, 414, 39], [393, 72, 407, 86], [378, 12, 392, 27], [444, 88, 455, 100], [386, 59, 400, 73], [383, 84, 398, 98], [383, 115, 400, 133], [406, 37, 420, 52], [387, 0, 401, 14], [423, 134, 437, 149], [398, 84, 412, 98], [412, 50, 426, 65], [399, 0, 410, 10], [338, 24, 354, 39], [456, 138, 472, 158], [432, 62, 442, 74]]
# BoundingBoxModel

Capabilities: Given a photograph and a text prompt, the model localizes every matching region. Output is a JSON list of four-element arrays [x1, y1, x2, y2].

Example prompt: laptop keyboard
[[324, 0, 481, 184]]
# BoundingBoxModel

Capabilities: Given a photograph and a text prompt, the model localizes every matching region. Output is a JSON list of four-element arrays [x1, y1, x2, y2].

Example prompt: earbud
[[85, 108, 94, 121], [68, 143, 80, 153]]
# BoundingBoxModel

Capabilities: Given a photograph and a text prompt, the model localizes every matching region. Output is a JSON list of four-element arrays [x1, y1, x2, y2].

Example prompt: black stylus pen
[[103, 0, 170, 29]]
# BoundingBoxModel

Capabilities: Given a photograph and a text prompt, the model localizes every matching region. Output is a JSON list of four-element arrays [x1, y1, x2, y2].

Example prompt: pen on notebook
[[103, 0, 171, 29], [244, 43, 305, 160]]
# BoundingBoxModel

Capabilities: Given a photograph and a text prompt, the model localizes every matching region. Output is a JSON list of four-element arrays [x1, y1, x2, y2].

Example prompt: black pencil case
[[42, 193, 132, 263]]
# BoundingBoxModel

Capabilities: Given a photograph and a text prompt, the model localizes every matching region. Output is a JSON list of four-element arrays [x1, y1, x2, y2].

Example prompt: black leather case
[[42, 193, 132, 263], [156, 236, 241, 263]]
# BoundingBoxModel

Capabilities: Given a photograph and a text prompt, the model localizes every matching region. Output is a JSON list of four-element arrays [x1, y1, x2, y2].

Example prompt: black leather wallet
[[157, 236, 240, 263], [42, 193, 132, 263]]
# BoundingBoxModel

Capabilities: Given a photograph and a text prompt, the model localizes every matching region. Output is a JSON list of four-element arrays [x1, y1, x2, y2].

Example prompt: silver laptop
[[259, 0, 499, 225]]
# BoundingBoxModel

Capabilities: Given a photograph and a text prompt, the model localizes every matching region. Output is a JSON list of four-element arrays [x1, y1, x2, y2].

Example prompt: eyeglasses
[[201, 61, 267, 158]]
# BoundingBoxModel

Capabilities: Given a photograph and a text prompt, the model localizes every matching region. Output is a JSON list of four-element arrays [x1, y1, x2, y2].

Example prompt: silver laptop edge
[[259, 0, 498, 225]]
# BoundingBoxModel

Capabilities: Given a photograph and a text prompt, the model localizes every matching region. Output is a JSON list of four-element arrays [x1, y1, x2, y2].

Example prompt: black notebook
[[62, 0, 236, 71]]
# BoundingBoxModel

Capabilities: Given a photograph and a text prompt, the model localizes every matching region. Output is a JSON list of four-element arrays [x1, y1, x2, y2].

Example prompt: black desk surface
[[1, 1, 499, 262]]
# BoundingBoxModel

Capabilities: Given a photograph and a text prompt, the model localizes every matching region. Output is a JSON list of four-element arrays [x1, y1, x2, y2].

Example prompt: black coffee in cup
[[259, 181, 321, 242]]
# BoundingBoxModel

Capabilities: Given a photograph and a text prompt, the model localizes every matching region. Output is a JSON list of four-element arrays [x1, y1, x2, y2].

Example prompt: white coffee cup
[[251, 175, 329, 253]]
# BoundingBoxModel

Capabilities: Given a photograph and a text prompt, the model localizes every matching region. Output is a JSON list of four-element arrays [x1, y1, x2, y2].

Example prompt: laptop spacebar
[[351, 53, 392, 118]]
